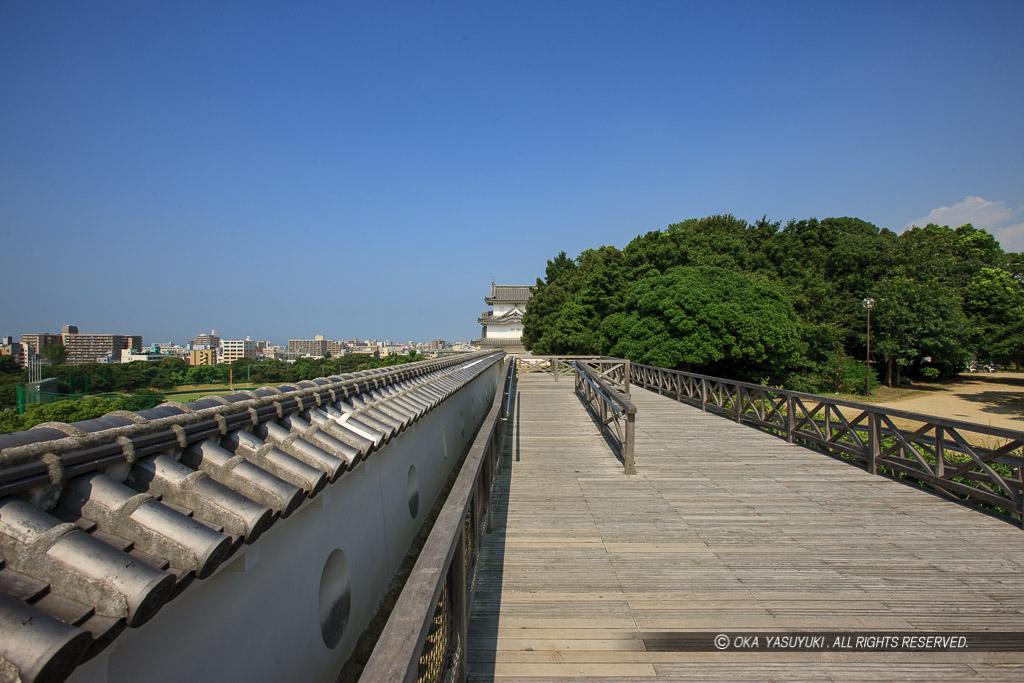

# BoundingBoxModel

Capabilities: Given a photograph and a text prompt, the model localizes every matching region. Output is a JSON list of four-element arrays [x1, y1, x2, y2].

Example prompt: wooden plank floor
[[467, 374, 1024, 681]]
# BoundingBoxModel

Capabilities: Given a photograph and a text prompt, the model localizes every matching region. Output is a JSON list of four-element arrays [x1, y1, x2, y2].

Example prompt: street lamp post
[[862, 297, 875, 396]]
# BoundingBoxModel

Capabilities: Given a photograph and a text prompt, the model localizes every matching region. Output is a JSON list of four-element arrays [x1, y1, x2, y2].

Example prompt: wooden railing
[[360, 357, 515, 682], [517, 356, 631, 395], [573, 361, 637, 474], [629, 362, 1024, 526]]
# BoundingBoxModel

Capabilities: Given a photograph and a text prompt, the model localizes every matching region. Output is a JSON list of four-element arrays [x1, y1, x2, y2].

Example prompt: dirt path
[[866, 372, 1024, 431]]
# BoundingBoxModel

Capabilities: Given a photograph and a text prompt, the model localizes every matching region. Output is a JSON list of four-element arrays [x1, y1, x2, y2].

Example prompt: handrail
[[361, 357, 516, 681], [516, 356, 631, 396], [572, 361, 636, 474], [573, 362, 635, 416], [578, 370, 622, 415], [627, 361, 1024, 526], [503, 355, 516, 420]]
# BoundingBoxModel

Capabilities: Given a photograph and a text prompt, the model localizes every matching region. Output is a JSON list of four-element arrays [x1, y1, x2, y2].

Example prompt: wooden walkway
[[467, 374, 1024, 681]]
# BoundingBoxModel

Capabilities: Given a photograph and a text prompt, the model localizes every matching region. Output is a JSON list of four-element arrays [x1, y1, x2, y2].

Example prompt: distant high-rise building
[[325, 339, 346, 356], [221, 338, 256, 363], [20, 333, 63, 366], [189, 349, 217, 366], [60, 325, 142, 365], [1, 337, 25, 366], [289, 334, 327, 357], [289, 334, 347, 357], [191, 330, 221, 350], [21, 327, 141, 366]]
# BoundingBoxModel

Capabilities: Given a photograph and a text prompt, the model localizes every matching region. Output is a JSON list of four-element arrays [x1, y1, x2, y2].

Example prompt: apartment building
[[189, 349, 217, 366], [221, 338, 256, 363], [288, 334, 347, 357], [62, 326, 143, 365], [1, 337, 25, 366], [289, 335, 327, 357], [191, 330, 221, 350], [21, 326, 142, 366], [20, 333, 63, 366]]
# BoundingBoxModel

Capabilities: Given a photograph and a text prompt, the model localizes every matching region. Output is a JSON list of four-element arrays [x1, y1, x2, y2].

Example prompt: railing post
[[623, 360, 631, 398], [452, 526, 468, 683], [1017, 468, 1023, 529], [735, 386, 742, 423], [483, 438, 494, 534], [700, 379, 707, 411], [785, 395, 795, 443], [624, 411, 636, 475], [551, 357, 558, 382], [867, 412, 880, 475]]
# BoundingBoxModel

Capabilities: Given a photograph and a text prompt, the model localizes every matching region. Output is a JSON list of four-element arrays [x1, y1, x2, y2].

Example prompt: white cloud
[[906, 196, 1024, 252], [991, 223, 1024, 252]]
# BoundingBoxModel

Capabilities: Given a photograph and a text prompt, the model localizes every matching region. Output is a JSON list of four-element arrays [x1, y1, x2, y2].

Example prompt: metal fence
[[14, 385, 161, 414]]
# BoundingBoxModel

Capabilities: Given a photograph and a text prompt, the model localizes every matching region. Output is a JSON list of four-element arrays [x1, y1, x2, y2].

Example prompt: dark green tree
[[599, 266, 804, 383], [963, 266, 1024, 366], [871, 277, 969, 385], [41, 343, 67, 366], [523, 246, 624, 354]]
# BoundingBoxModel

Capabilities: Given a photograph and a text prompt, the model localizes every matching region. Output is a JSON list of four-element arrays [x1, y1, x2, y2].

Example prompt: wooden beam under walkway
[[467, 374, 1024, 681]]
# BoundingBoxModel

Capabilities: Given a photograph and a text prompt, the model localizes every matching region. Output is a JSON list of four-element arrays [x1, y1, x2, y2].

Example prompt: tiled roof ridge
[[484, 284, 533, 305], [0, 353, 482, 484], [0, 351, 505, 683], [472, 338, 526, 347], [477, 309, 525, 325]]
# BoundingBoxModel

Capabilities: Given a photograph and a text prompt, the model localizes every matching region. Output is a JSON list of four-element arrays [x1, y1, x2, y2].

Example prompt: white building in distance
[[474, 281, 533, 353], [221, 338, 256, 363]]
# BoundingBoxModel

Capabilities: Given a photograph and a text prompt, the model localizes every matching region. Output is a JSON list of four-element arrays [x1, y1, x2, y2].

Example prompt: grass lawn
[[829, 384, 931, 404], [162, 384, 260, 403]]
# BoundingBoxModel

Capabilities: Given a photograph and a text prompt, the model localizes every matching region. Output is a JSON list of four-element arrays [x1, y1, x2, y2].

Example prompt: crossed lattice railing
[[629, 363, 1024, 525], [517, 357, 636, 473], [516, 356, 631, 395]]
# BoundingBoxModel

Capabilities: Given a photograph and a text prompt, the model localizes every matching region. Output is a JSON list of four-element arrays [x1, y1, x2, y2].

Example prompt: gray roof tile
[[484, 283, 533, 304], [0, 350, 504, 682]]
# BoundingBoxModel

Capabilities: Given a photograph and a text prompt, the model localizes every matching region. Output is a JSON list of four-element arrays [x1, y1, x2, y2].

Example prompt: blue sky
[[2, 1, 1022, 344]]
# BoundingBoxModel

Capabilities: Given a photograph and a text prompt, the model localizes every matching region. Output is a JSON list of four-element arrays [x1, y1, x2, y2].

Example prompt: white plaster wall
[[69, 358, 503, 683], [486, 324, 522, 339]]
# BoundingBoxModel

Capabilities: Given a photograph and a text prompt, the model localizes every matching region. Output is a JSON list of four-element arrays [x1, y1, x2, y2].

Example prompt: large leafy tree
[[521, 214, 1022, 393], [41, 343, 67, 366], [871, 277, 969, 384], [963, 266, 1024, 366], [599, 266, 804, 383], [623, 214, 752, 276], [523, 246, 624, 354]]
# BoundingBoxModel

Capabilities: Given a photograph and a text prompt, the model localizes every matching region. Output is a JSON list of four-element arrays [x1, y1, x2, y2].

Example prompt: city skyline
[[3, 324, 459, 351], [2, 1, 1022, 342]]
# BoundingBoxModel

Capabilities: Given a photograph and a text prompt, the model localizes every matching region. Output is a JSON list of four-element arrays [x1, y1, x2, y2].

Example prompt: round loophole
[[318, 549, 351, 649], [407, 465, 420, 518]]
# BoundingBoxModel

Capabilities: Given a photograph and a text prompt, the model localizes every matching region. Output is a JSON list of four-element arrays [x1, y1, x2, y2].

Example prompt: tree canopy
[[0, 352, 427, 413], [523, 215, 1022, 393], [601, 266, 803, 383]]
